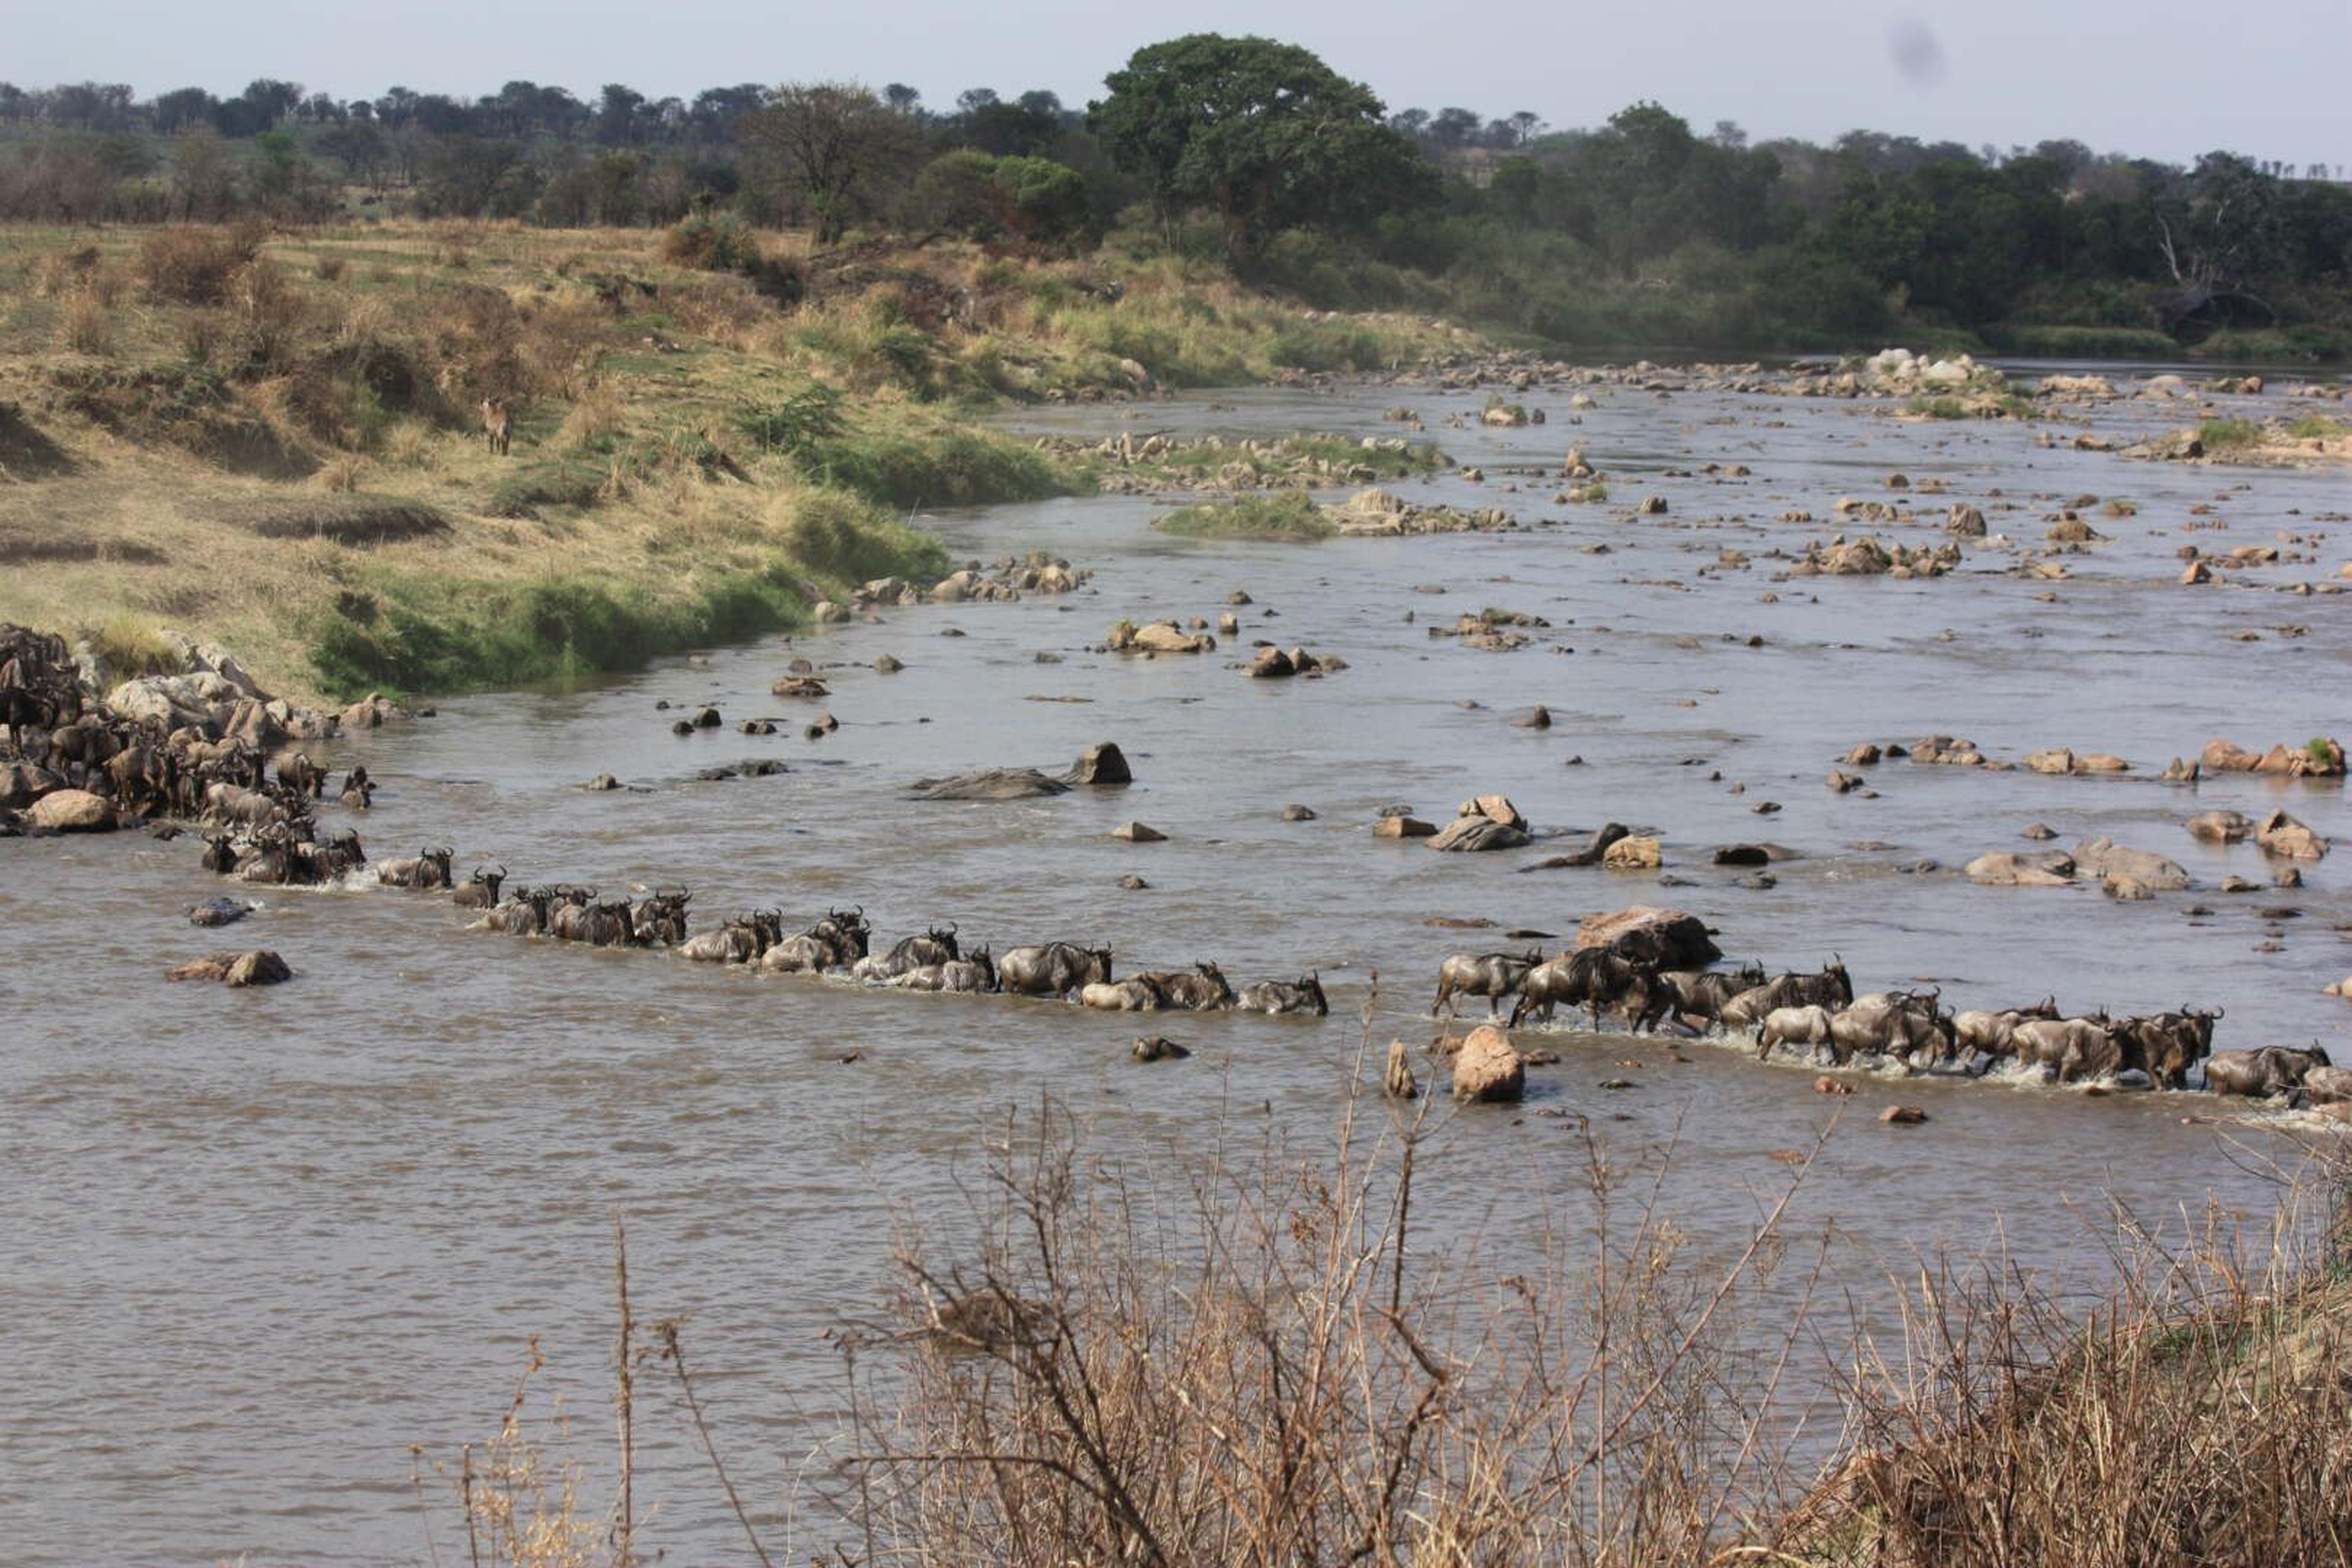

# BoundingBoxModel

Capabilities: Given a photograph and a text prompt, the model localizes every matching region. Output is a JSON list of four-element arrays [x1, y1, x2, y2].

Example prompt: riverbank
[[0, 220, 1469, 701]]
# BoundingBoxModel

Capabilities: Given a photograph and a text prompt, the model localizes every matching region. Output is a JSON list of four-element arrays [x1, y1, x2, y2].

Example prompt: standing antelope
[[480, 398, 511, 456]]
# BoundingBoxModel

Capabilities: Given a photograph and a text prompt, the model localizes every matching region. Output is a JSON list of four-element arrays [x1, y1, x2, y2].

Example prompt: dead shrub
[[516, 300, 610, 400], [1798, 1148, 2352, 1567], [314, 252, 347, 283], [58, 291, 112, 355], [137, 222, 265, 305], [32, 244, 101, 298], [833, 1088, 1831, 1567], [557, 383, 627, 450]]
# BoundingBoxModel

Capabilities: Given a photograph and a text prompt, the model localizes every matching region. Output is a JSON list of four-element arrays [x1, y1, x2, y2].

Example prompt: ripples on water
[[3, 369, 2347, 1563]]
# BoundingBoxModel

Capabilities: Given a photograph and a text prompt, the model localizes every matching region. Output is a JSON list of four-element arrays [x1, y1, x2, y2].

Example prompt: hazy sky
[[17, 0, 2349, 165]]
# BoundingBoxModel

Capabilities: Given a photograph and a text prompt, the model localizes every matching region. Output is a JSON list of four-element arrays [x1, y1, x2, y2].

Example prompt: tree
[[1088, 34, 1434, 262], [746, 82, 921, 243], [883, 83, 923, 116], [153, 87, 216, 134], [597, 84, 645, 146]]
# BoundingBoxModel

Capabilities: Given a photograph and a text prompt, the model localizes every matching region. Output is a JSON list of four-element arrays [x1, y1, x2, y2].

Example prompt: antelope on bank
[[480, 398, 512, 456]]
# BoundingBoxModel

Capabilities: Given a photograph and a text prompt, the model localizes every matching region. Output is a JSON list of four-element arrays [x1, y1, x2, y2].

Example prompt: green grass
[[1984, 323, 2182, 358], [2198, 418, 2262, 449], [1153, 492, 1335, 541], [305, 492, 946, 698], [1280, 434, 1446, 478], [790, 426, 1087, 511], [1909, 396, 1969, 420], [2286, 414, 2346, 440]]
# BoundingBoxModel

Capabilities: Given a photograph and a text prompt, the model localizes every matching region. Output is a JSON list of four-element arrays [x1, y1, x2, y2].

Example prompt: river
[[2, 364, 2347, 1564]]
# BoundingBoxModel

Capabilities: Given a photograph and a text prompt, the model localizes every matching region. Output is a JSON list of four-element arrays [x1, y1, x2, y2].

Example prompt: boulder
[[2073, 837, 2191, 891], [1112, 821, 1166, 843], [909, 768, 1071, 801], [2024, 748, 2075, 775], [28, 788, 113, 832], [812, 600, 851, 624], [1428, 816, 1529, 853], [2256, 810, 2329, 861], [1131, 1035, 1189, 1061], [1575, 907, 1721, 967], [1248, 646, 1296, 679], [771, 676, 829, 698], [1945, 504, 1986, 537], [1965, 851, 2075, 887], [1879, 1106, 1929, 1125], [1384, 1039, 1420, 1099], [1602, 835, 1662, 869], [1281, 804, 1317, 821], [1373, 816, 1438, 840], [1458, 794, 1527, 831], [0, 762, 63, 808], [1069, 742, 1131, 785], [1514, 704, 1553, 729], [1111, 620, 1214, 655], [1450, 1025, 1526, 1103], [226, 950, 292, 987], [2185, 810, 2252, 844]]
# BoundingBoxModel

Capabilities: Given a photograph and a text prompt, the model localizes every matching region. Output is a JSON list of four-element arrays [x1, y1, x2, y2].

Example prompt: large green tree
[[1087, 35, 1433, 262]]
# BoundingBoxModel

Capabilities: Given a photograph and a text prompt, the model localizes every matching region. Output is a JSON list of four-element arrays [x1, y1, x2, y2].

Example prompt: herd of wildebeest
[[3, 624, 2342, 1110]]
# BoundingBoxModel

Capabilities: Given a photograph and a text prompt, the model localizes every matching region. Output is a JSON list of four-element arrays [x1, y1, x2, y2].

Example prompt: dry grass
[[0, 218, 1455, 698], [56, 290, 111, 355], [1789, 1150, 2352, 1567]]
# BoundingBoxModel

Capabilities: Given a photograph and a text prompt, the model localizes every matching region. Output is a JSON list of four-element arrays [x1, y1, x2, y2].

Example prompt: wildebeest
[[894, 946, 998, 993], [2113, 1007, 2222, 1090], [1823, 991, 1953, 1068], [205, 781, 296, 829], [475, 885, 562, 936], [1511, 948, 1654, 1031], [338, 766, 374, 810], [630, 888, 692, 946], [679, 910, 782, 963], [999, 943, 1114, 999], [1759, 1005, 1838, 1058], [1434, 949, 1542, 1019], [2204, 1045, 2332, 1098], [1723, 959, 1855, 1040], [1235, 973, 1329, 1016], [1632, 959, 1768, 1033], [853, 924, 961, 984], [552, 895, 638, 946], [1082, 974, 1168, 1011], [276, 752, 326, 799], [1136, 963, 1235, 1011], [1952, 997, 2062, 1066], [2302, 1065, 2352, 1106], [761, 908, 870, 973], [2012, 1015, 2133, 1084], [378, 846, 455, 891], [451, 865, 508, 910]]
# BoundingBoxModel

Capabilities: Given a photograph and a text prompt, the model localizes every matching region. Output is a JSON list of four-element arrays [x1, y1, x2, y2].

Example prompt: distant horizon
[[12, 0, 2348, 169]]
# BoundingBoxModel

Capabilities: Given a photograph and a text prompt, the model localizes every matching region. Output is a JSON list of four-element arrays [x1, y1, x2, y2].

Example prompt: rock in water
[[28, 789, 113, 832], [1112, 821, 1166, 843], [1574, 907, 1721, 967], [908, 768, 1071, 801], [1451, 1025, 1525, 1103], [1428, 816, 1529, 852], [1384, 1039, 1420, 1099], [1069, 742, 1131, 785]]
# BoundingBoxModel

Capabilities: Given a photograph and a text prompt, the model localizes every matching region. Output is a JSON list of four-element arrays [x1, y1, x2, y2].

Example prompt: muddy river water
[[4, 365, 2348, 1563]]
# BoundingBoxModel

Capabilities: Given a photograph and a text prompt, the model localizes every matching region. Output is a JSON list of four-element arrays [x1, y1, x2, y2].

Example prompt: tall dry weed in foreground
[[414, 1338, 601, 1568], [58, 290, 112, 355], [826, 1079, 1836, 1568], [1793, 1140, 2352, 1567]]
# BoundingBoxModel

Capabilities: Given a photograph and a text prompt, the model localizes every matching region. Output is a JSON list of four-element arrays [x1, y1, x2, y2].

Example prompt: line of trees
[[4, 39, 2348, 350]]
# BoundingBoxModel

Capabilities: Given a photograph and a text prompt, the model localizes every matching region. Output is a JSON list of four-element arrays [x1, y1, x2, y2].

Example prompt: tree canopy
[[1088, 34, 1434, 261]]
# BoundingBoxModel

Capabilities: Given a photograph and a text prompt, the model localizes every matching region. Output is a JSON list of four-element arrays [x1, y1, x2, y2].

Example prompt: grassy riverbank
[[0, 220, 1466, 701]]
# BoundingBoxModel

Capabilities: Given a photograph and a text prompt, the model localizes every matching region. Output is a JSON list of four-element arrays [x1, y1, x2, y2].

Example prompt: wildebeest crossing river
[[2, 365, 2347, 1564]]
